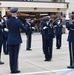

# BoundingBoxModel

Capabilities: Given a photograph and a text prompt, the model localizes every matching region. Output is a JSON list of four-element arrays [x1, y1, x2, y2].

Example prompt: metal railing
[[0, 0, 66, 3]]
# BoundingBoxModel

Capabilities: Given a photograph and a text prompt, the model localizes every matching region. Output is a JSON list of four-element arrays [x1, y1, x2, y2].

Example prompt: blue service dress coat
[[7, 17, 27, 72], [24, 22, 32, 50], [7, 17, 27, 45], [54, 22, 63, 35], [66, 20, 74, 42], [41, 20, 54, 61], [66, 20, 74, 67], [41, 20, 54, 39]]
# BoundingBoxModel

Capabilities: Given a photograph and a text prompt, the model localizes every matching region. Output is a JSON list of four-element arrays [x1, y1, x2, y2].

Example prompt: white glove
[[62, 25, 66, 28], [32, 27, 35, 30], [43, 26, 47, 30], [58, 20, 60, 24], [4, 28, 9, 32], [54, 25, 57, 28]]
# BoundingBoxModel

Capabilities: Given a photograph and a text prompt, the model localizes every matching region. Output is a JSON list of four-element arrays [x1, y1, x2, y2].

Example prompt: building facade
[[0, 0, 69, 17], [69, 0, 74, 13]]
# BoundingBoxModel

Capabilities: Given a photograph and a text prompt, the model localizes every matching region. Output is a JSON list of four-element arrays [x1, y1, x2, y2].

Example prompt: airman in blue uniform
[[25, 19, 32, 50], [54, 19, 63, 49], [41, 16, 55, 61], [7, 8, 27, 73], [66, 11, 74, 68], [24, 19, 35, 50]]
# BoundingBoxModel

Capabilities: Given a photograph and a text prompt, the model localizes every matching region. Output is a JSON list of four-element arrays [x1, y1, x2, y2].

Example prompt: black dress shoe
[[56, 47, 60, 49], [11, 70, 21, 73], [44, 59, 48, 61], [44, 59, 51, 61], [26, 49, 32, 50], [67, 66, 74, 68], [0, 61, 4, 64]]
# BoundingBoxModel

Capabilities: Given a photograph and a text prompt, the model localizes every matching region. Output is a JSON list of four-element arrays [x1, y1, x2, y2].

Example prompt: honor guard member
[[3, 16, 9, 55], [54, 18, 63, 49], [25, 18, 35, 50], [0, 16, 4, 64], [66, 11, 74, 68], [41, 16, 55, 61], [7, 8, 27, 73]]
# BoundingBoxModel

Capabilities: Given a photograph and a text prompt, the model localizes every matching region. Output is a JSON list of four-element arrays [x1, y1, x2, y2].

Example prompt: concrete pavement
[[0, 33, 74, 75]]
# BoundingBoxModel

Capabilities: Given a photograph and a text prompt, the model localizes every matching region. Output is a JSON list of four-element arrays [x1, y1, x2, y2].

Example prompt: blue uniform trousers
[[8, 44, 20, 72], [26, 34, 32, 50], [42, 36, 53, 60], [69, 42, 74, 66], [56, 34, 62, 48]]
